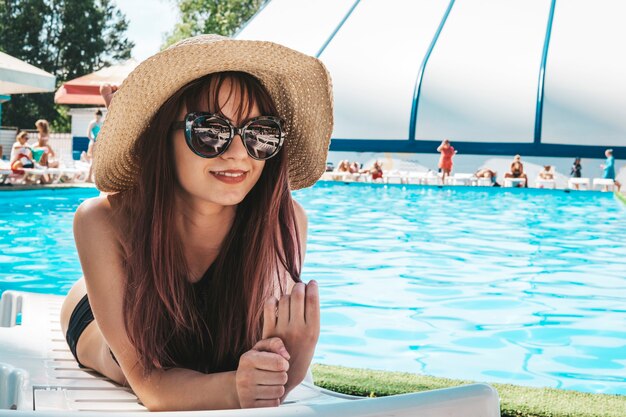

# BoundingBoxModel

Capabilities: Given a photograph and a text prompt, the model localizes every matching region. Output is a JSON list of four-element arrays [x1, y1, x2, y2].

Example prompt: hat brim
[[95, 35, 333, 192]]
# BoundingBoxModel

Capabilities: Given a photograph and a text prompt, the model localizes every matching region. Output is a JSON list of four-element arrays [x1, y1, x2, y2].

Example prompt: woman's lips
[[210, 170, 248, 184]]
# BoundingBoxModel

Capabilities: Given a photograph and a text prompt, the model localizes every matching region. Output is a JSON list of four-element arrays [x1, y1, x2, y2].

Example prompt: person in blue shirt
[[600, 149, 621, 191], [86, 109, 104, 182]]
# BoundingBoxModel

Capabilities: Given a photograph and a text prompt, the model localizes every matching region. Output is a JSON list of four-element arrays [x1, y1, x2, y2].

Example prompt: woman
[[437, 139, 456, 184], [570, 157, 582, 178], [369, 160, 383, 181], [504, 154, 528, 187], [59, 35, 332, 411], [10, 131, 35, 172], [86, 110, 103, 182], [33, 119, 60, 168]]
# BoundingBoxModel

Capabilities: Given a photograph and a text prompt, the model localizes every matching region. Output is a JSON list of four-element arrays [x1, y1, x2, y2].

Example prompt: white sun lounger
[[445, 173, 475, 186], [567, 177, 590, 190], [384, 171, 403, 184], [0, 169, 12, 185], [0, 291, 500, 416], [503, 178, 526, 188], [534, 178, 556, 189], [592, 178, 616, 191]]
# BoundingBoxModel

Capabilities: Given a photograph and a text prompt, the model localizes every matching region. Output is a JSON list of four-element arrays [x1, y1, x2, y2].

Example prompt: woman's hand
[[262, 281, 320, 399], [99, 84, 118, 109], [235, 337, 290, 409]]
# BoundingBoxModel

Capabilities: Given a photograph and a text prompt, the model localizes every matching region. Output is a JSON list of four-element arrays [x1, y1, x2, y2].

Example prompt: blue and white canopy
[[237, 0, 626, 157]]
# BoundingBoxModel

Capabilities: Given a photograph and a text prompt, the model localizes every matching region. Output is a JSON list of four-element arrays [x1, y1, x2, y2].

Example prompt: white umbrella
[[0, 51, 56, 94]]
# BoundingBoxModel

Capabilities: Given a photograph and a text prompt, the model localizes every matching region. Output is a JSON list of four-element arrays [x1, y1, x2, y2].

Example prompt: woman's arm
[[74, 197, 289, 410], [264, 200, 319, 399]]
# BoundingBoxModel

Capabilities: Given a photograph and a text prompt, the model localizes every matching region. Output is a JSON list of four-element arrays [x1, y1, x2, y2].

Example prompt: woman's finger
[[262, 297, 278, 339], [289, 282, 306, 324], [277, 294, 290, 328], [254, 369, 289, 386], [99, 83, 118, 109], [254, 384, 286, 400], [249, 351, 289, 372], [253, 337, 290, 361], [304, 280, 320, 326], [253, 399, 280, 408]]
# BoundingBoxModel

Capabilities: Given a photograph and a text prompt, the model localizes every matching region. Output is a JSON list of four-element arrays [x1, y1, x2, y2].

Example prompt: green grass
[[311, 364, 626, 417]]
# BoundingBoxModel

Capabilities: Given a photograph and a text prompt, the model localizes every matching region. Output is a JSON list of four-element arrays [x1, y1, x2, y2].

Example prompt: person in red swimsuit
[[437, 139, 457, 184]]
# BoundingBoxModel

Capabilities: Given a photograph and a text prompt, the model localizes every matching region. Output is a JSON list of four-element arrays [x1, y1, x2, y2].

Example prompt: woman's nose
[[222, 134, 248, 160]]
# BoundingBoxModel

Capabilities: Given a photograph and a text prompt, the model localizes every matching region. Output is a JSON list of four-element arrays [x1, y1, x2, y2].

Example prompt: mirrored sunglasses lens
[[244, 120, 281, 160], [191, 117, 231, 157]]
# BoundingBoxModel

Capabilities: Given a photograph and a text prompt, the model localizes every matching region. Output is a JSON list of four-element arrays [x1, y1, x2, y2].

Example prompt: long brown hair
[[115, 72, 301, 373]]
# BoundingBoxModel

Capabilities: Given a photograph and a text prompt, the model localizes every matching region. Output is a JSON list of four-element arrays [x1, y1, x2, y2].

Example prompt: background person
[[59, 34, 332, 411], [601, 149, 621, 191], [10, 131, 35, 172], [474, 167, 498, 186], [570, 157, 582, 178], [504, 154, 528, 187], [34, 119, 60, 168], [436, 139, 456, 184], [369, 160, 383, 181], [86, 109, 104, 182], [538, 165, 554, 180], [335, 159, 350, 172]]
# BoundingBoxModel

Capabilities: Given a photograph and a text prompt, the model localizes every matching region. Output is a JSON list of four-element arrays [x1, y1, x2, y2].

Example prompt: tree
[[0, 0, 134, 131], [164, 0, 265, 48]]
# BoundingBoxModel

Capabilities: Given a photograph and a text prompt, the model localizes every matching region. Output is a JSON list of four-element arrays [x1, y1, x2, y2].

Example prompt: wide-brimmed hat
[[94, 34, 333, 192]]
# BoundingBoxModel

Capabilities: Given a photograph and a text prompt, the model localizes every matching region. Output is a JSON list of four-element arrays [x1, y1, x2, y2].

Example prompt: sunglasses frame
[[171, 112, 285, 161]]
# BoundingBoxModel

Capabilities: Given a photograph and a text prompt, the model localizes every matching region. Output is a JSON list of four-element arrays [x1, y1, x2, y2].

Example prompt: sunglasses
[[171, 112, 285, 161]]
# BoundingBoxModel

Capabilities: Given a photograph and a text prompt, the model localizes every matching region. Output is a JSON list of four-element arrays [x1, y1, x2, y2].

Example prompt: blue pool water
[[1, 185, 625, 395]]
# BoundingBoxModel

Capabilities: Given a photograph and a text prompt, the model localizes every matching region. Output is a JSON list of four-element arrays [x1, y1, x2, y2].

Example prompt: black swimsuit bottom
[[66, 294, 118, 367]]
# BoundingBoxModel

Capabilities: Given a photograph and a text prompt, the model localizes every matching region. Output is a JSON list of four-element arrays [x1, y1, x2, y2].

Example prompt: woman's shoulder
[[292, 199, 307, 223], [74, 195, 124, 239]]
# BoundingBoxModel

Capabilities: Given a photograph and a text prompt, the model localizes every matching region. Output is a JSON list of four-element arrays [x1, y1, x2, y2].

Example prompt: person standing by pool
[[85, 110, 104, 182], [436, 139, 456, 184], [59, 34, 331, 411], [570, 157, 582, 178], [601, 149, 621, 191]]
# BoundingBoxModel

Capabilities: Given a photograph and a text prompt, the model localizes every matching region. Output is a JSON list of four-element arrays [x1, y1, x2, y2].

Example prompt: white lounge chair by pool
[[423, 172, 441, 186], [475, 177, 493, 187], [592, 178, 616, 191], [0, 291, 500, 416], [405, 171, 428, 185], [384, 170, 403, 184], [567, 177, 590, 190], [503, 178, 526, 188], [535, 178, 556, 189], [446, 173, 474, 186], [0, 169, 11, 185], [9, 168, 47, 185]]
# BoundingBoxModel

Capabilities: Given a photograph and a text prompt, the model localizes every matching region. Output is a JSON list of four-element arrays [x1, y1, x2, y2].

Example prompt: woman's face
[[172, 79, 266, 207]]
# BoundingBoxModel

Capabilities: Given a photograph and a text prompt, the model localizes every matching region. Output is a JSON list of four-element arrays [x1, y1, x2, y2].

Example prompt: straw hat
[[94, 34, 333, 192]]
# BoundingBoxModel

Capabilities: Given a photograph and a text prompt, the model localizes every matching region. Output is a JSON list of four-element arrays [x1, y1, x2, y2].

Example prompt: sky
[[114, 0, 179, 62]]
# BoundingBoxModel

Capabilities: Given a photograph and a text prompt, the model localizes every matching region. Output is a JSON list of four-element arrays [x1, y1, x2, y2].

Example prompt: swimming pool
[[1, 184, 625, 395]]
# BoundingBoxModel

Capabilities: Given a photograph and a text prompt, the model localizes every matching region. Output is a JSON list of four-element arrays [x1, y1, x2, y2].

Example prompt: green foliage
[[0, 0, 133, 131], [163, 0, 265, 48], [312, 364, 626, 417]]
